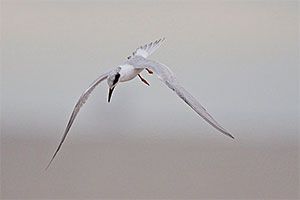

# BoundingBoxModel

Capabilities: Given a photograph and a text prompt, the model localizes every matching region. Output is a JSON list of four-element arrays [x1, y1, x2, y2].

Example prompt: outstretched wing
[[46, 72, 109, 169], [129, 38, 165, 59], [131, 57, 234, 139]]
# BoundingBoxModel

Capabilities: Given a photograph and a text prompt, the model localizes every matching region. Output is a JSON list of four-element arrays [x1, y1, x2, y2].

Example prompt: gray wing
[[46, 72, 109, 169], [131, 57, 234, 139]]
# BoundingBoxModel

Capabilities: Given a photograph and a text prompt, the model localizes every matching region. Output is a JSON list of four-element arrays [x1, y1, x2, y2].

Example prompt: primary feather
[[46, 72, 109, 170], [129, 56, 234, 139]]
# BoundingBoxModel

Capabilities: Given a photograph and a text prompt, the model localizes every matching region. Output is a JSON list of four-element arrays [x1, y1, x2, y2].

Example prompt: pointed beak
[[108, 86, 115, 103]]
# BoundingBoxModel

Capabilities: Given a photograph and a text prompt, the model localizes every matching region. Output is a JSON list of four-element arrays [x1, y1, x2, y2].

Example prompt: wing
[[129, 38, 165, 59], [131, 57, 234, 139], [46, 72, 109, 169]]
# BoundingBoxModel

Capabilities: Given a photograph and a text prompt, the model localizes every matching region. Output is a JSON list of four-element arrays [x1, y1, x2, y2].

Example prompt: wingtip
[[45, 160, 53, 171], [45, 165, 50, 171], [226, 133, 235, 139], [45, 153, 57, 171]]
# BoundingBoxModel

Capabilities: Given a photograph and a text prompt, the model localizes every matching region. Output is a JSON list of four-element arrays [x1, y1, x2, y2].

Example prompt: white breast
[[119, 64, 143, 82]]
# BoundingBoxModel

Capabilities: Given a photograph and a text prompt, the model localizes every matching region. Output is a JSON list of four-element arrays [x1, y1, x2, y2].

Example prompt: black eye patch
[[113, 73, 120, 85]]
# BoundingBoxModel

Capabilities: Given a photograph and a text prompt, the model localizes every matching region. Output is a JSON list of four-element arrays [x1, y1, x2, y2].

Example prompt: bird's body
[[46, 38, 234, 169], [118, 64, 143, 82]]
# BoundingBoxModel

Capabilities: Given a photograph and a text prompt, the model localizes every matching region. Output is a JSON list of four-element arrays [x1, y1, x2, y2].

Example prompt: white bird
[[46, 38, 234, 169]]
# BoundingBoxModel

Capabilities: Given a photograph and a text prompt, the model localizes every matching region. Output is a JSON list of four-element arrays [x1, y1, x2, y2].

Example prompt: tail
[[129, 38, 165, 59]]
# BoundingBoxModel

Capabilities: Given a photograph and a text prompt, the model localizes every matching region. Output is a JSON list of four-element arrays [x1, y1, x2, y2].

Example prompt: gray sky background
[[1, 0, 299, 199]]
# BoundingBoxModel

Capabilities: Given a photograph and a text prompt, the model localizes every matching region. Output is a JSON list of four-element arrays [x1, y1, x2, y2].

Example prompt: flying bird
[[46, 38, 234, 169]]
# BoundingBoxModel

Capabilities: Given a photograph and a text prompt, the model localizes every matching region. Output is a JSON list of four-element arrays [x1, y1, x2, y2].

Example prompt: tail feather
[[129, 38, 165, 59]]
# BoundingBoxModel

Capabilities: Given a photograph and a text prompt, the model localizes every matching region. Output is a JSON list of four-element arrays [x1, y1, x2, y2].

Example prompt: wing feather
[[46, 72, 109, 169], [131, 57, 234, 139]]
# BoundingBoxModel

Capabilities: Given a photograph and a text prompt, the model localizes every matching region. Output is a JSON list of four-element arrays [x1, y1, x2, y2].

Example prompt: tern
[[46, 38, 234, 169]]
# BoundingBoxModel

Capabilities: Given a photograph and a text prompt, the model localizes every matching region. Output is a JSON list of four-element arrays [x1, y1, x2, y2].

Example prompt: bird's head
[[107, 68, 121, 102]]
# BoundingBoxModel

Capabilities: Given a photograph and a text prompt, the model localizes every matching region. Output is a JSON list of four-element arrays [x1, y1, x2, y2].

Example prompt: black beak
[[108, 87, 115, 103]]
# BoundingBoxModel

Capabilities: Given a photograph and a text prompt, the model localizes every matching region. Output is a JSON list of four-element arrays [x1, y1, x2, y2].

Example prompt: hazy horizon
[[1, 0, 299, 199]]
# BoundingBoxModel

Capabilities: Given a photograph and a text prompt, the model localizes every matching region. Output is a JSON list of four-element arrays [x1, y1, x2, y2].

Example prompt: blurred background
[[1, 0, 299, 199]]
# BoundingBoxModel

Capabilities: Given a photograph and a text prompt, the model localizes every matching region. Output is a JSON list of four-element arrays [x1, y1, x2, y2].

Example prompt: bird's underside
[[46, 38, 234, 170]]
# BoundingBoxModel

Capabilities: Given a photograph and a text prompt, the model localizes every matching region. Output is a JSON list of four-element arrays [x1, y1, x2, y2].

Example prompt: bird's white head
[[107, 67, 121, 102]]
